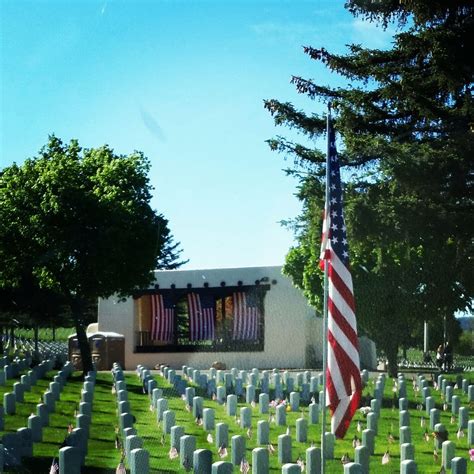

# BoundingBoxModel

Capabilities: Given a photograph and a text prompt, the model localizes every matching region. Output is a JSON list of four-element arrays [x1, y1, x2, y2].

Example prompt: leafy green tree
[[0, 136, 186, 373], [265, 1, 473, 375]]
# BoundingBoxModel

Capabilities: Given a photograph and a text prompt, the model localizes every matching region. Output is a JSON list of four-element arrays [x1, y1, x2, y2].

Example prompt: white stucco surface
[[98, 265, 324, 370]]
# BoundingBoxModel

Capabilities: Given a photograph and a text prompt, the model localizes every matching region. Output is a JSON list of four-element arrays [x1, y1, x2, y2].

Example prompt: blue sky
[[1, 0, 395, 270]]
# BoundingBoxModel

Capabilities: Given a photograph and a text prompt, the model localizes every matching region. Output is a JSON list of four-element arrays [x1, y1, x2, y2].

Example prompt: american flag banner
[[232, 292, 259, 340], [320, 119, 362, 439], [188, 292, 215, 341], [150, 294, 175, 342]]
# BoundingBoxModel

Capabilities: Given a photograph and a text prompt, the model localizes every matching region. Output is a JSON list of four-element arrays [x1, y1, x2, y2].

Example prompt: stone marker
[[425, 396, 434, 415], [226, 394, 237, 416], [194, 448, 213, 474], [37, 403, 49, 427], [17, 427, 33, 457], [4, 392, 16, 414], [399, 426, 411, 444], [120, 413, 134, 433], [399, 410, 410, 427], [290, 392, 300, 412], [170, 425, 185, 450], [235, 378, 244, 397], [433, 423, 447, 450], [468, 419, 474, 445], [276, 404, 286, 426], [458, 406, 468, 429], [400, 459, 417, 474], [130, 448, 149, 474], [186, 387, 196, 407], [246, 384, 256, 404], [125, 435, 143, 460], [296, 418, 307, 442], [451, 395, 460, 415], [429, 408, 440, 430], [257, 420, 269, 445], [400, 442, 414, 461], [119, 401, 130, 416], [442, 440, 455, 470], [259, 393, 269, 414], [354, 445, 369, 474], [211, 461, 233, 474], [240, 406, 252, 429], [231, 435, 245, 466], [306, 446, 321, 474], [399, 398, 408, 411], [252, 447, 269, 474], [324, 432, 335, 459], [309, 403, 319, 424], [203, 408, 215, 431], [362, 429, 375, 455], [278, 434, 292, 464], [13, 382, 24, 402], [467, 385, 474, 402], [451, 456, 467, 474], [217, 386, 226, 405], [366, 412, 377, 434], [445, 385, 453, 403], [180, 435, 196, 470], [151, 388, 163, 407], [216, 422, 228, 449], [157, 398, 168, 421], [59, 446, 81, 474], [163, 410, 176, 434], [193, 396, 204, 419]]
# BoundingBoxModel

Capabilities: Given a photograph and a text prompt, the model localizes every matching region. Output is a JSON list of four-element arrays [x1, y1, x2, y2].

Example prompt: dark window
[[133, 285, 269, 353]]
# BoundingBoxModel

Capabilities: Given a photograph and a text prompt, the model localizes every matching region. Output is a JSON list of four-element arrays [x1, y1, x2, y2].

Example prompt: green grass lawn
[[0, 368, 472, 473]]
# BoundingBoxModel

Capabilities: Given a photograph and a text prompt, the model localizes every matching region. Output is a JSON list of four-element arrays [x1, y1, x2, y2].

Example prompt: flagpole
[[320, 103, 332, 474]]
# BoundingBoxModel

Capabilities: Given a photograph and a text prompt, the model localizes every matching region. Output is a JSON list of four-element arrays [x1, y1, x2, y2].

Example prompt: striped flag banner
[[150, 294, 175, 342], [320, 118, 362, 439], [188, 293, 215, 341], [232, 292, 259, 341]]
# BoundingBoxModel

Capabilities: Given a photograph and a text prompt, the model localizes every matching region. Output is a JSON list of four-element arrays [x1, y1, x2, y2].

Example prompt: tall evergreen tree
[[265, 1, 473, 375]]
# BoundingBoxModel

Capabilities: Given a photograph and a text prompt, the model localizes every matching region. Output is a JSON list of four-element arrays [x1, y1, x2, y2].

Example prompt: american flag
[[188, 292, 215, 341], [232, 292, 259, 340], [320, 118, 362, 438], [150, 294, 174, 342]]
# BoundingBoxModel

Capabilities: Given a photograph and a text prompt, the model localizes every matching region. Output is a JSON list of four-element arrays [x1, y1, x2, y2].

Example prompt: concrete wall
[[98, 265, 323, 370]]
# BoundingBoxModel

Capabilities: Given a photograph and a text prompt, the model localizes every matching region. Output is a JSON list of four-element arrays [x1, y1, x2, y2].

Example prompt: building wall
[[98, 265, 323, 370]]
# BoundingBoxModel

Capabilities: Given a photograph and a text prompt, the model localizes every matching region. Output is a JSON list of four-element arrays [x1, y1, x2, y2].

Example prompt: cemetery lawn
[[0, 369, 472, 473]]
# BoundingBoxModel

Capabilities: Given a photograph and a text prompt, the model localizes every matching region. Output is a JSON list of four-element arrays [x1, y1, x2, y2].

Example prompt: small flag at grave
[[469, 448, 474, 461], [240, 459, 250, 474], [424, 430, 430, 442], [297, 458, 305, 471], [169, 447, 179, 460], [218, 445, 228, 458], [267, 443, 276, 454], [381, 451, 390, 465], [456, 428, 464, 439], [340, 453, 350, 464], [207, 433, 213, 443], [49, 458, 59, 474], [116, 461, 127, 474], [433, 449, 439, 462], [319, 115, 361, 439]]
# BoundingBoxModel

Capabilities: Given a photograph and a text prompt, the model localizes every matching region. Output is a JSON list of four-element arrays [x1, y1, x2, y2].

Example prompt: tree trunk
[[69, 297, 93, 375], [52, 326, 56, 342], [385, 344, 399, 378], [9, 326, 15, 351], [0, 326, 3, 354]]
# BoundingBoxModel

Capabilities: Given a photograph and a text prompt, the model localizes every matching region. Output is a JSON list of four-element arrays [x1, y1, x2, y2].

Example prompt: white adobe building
[[97, 265, 376, 370]]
